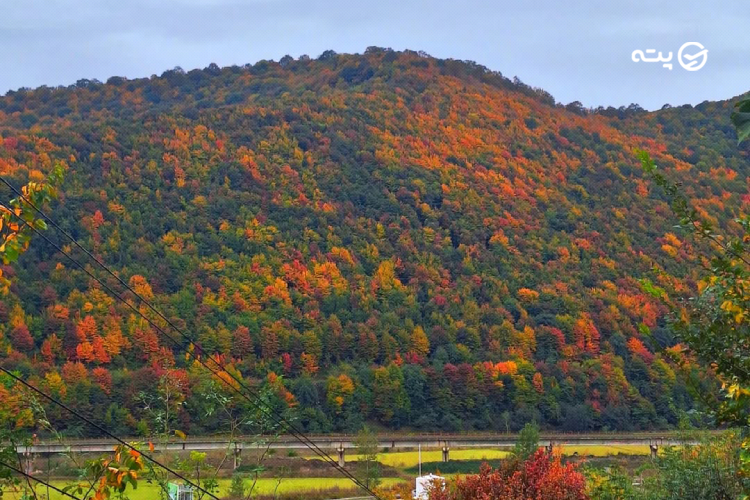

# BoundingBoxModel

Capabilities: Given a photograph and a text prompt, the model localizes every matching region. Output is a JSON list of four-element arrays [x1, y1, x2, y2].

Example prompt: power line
[[4, 195, 378, 498], [0, 178, 383, 499], [9, 436, 38, 500], [0, 460, 85, 500], [0, 367, 223, 500]]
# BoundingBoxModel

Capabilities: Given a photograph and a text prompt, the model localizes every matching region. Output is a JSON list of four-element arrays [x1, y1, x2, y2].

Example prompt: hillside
[[0, 49, 747, 435]]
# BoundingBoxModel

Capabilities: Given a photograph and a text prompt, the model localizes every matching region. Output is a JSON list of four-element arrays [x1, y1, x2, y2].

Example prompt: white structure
[[413, 474, 446, 500], [168, 483, 193, 500]]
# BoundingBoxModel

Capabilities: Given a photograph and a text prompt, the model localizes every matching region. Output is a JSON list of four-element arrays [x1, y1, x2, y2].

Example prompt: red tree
[[92, 367, 112, 394], [231, 325, 254, 358], [430, 449, 588, 500], [10, 324, 34, 352], [41, 333, 63, 363]]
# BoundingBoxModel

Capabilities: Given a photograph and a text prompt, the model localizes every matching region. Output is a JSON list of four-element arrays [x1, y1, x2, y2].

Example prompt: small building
[[168, 483, 194, 500], [413, 474, 446, 500]]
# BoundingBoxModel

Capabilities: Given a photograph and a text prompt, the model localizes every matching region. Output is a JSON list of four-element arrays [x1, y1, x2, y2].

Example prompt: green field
[[562, 444, 650, 457], [349, 448, 511, 468], [6, 445, 651, 499], [347, 444, 649, 468], [5, 477, 407, 500]]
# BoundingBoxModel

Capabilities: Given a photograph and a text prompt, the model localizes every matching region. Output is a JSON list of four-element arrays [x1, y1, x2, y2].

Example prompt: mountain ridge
[[0, 49, 746, 435]]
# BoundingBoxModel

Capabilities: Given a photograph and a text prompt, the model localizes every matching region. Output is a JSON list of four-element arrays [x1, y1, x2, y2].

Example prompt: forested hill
[[0, 49, 747, 435]]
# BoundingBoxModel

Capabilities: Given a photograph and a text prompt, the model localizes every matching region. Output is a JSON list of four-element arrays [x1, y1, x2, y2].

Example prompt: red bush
[[430, 449, 588, 500]]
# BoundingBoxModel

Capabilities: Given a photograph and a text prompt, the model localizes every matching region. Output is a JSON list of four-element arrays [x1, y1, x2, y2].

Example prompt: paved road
[[18, 432, 698, 455]]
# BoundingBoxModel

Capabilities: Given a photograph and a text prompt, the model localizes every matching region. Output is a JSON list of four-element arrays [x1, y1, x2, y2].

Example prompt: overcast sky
[[2, 0, 748, 110]]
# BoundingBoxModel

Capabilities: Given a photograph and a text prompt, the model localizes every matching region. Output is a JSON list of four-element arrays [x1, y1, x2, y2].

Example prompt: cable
[[6, 211, 378, 499], [0, 367, 223, 500], [0, 460, 85, 500], [0, 178, 383, 499], [2, 175, 377, 492]]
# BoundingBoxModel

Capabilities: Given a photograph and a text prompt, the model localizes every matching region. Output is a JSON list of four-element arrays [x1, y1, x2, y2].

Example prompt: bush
[[429, 449, 587, 500], [227, 474, 246, 499]]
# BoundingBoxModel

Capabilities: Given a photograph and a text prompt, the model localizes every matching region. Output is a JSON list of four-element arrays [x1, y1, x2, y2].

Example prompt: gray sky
[[2, 0, 748, 110]]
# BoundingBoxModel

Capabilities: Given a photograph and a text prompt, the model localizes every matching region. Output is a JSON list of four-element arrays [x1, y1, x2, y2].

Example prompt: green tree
[[589, 433, 746, 500], [371, 365, 410, 427], [731, 96, 750, 143], [587, 467, 637, 500], [228, 473, 246, 499], [636, 104, 750, 496], [512, 422, 540, 461], [354, 426, 381, 490]]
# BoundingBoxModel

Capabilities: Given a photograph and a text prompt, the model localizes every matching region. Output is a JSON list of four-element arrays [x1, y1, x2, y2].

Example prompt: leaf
[[148, 441, 154, 452], [731, 97, 750, 144], [174, 429, 187, 439], [3, 245, 19, 263]]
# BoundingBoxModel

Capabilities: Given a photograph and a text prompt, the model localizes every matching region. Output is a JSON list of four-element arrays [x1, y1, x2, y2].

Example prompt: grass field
[[7, 445, 650, 499], [349, 448, 511, 468], [562, 444, 651, 456], [347, 444, 649, 468], [5, 477, 407, 500]]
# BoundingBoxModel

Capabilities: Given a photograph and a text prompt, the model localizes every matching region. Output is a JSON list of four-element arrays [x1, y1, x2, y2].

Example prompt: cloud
[[1, 0, 749, 109]]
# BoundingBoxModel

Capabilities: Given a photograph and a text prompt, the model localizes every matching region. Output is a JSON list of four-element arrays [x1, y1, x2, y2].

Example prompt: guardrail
[[21, 430, 721, 445], [16, 431, 711, 455]]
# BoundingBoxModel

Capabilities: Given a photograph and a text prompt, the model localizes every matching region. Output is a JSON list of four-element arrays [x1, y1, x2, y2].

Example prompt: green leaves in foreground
[[0, 164, 63, 293], [731, 97, 750, 144]]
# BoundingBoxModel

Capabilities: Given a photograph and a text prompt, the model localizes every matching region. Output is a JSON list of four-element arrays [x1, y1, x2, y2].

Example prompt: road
[[18, 432, 700, 455]]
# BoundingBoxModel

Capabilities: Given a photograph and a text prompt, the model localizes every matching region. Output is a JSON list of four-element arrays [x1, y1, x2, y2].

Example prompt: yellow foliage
[[517, 288, 540, 302]]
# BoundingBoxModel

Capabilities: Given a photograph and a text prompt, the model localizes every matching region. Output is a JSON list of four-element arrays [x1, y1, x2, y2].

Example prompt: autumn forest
[[0, 48, 747, 437]]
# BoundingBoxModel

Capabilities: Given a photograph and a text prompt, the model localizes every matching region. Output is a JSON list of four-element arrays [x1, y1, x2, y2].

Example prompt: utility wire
[[0, 367, 223, 500], [0, 460, 84, 500], [10, 437, 38, 500], [5, 202, 377, 498], [0, 178, 382, 500]]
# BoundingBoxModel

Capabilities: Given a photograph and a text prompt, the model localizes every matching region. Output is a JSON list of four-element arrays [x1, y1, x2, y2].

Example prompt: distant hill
[[0, 48, 746, 435]]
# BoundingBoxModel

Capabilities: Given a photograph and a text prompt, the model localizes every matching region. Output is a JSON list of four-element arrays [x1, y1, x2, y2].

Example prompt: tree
[[429, 449, 587, 500], [636, 105, 749, 492], [513, 422, 540, 461], [326, 374, 355, 413], [588, 433, 746, 499], [92, 367, 112, 394], [228, 473, 246, 499], [179, 451, 219, 500], [372, 365, 409, 426], [10, 324, 34, 352], [76, 340, 95, 362], [410, 326, 430, 358], [0, 164, 63, 294], [638, 150, 749, 390], [354, 426, 381, 490], [76, 315, 97, 342], [300, 352, 319, 375], [0, 51, 744, 444], [731, 96, 750, 143], [231, 325, 254, 358], [41, 333, 63, 363]]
